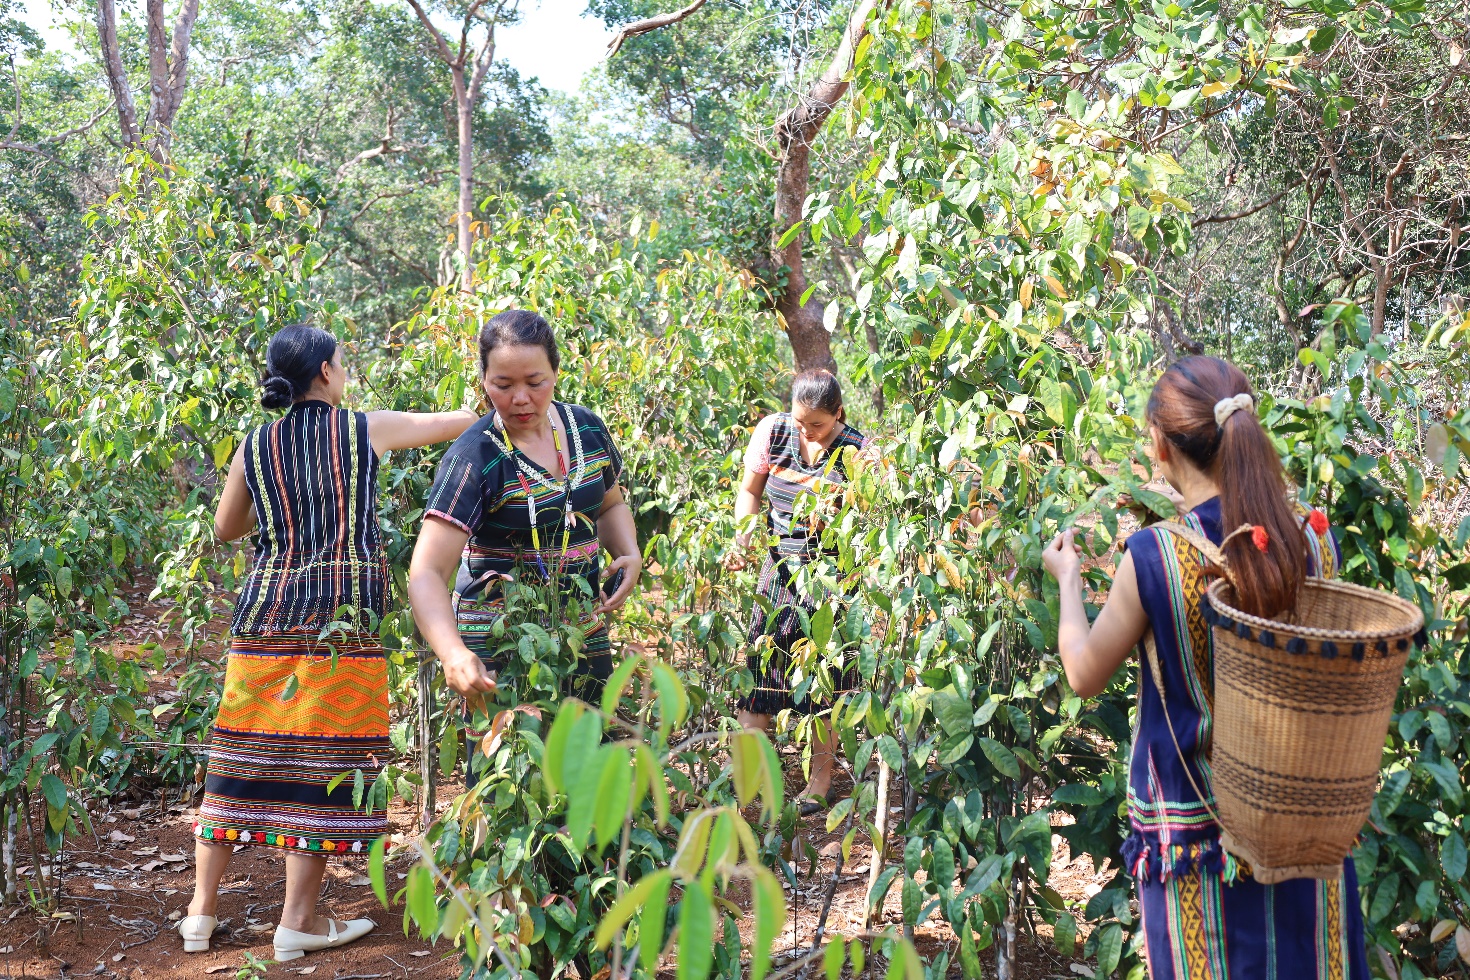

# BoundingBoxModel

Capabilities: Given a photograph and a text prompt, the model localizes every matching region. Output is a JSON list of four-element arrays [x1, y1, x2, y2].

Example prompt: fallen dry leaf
[[130, 847, 158, 856], [347, 876, 371, 886], [93, 883, 116, 891], [204, 966, 233, 974], [107, 830, 136, 844], [119, 808, 142, 819], [112, 953, 125, 963], [141, 861, 164, 872], [159, 853, 187, 862], [410, 951, 430, 957], [294, 967, 317, 975]]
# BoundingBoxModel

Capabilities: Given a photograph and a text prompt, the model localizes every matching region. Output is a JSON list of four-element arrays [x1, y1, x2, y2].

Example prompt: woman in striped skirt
[[728, 370, 868, 813], [1041, 356, 1367, 978], [182, 324, 478, 960]]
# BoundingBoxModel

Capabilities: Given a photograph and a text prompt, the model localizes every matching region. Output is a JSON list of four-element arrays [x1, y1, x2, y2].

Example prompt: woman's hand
[[594, 554, 641, 615], [441, 645, 497, 698], [1042, 529, 1083, 582]]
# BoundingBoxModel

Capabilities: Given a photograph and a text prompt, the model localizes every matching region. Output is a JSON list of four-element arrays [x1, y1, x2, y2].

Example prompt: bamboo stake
[[861, 758, 889, 931]]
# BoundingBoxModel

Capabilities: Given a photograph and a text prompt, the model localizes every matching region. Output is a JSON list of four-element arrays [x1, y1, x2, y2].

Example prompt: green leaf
[[930, 837, 956, 890], [676, 880, 715, 980], [824, 937, 845, 980], [40, 773, 67, 811], [543, 700, 584, 796], [593, 746, 633, 854], [438, 725, 459, 779], [1126, 206, 1152, 242], [1095, 921, 1122, 975], [977, 737, 1021, 778], [369, 836, 389, 907], [1054, 912, 1077, 955], [24, 594, 54, 630], [751, 867, 785, 980], [1443, 833, 1467, 881], [931, 687, 972, 737], [602, 654, 642, 716], [776, 221, 805, 249], [595, 867, 671, 949], [406, 864, 439, 939], [640, 872, 673, 974], [568, 743, 608, 851]]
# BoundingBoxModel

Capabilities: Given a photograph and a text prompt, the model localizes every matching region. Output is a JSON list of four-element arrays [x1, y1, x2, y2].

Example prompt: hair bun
[[260, 375, 296, 410]]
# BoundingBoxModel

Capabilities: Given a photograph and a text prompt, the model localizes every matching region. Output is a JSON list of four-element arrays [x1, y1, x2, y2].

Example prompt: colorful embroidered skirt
[[736, 551, 855, 715], [1138, 857, 1369, 980], [195, 633, 390, 855]]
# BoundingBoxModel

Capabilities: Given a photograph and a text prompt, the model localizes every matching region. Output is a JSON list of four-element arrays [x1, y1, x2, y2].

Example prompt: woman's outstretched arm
[[408, 517, 497, 698], [367, 409, 481, 456], [594, 485, 641, 614], [1042, 530, 1149, 699]]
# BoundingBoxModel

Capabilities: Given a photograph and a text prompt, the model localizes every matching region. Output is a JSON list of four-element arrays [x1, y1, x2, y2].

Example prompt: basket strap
[[1141, 517, 1237, 834], [1147, 520, 1243, 589], [1142, 631, 1225, 830]]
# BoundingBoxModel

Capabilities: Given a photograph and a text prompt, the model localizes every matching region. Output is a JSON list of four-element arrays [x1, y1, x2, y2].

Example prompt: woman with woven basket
[[1041, 356, 1368, 978]]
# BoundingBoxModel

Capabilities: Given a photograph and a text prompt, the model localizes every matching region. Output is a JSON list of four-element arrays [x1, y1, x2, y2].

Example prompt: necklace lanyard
[[498, 408, 574, 575]]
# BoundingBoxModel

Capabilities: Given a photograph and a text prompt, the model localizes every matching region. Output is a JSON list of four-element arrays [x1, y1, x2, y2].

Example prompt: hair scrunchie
[[1214, 392, 1254, 427]]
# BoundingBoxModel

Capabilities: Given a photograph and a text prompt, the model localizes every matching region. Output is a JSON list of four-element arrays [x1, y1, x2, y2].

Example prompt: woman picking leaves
[[407, 310, 640, 781], [728, 369, 869, 813], [1041, 356, 1363, 978]]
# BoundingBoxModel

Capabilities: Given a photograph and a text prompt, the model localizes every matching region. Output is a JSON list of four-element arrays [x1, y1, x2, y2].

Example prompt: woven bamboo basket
[[1140, 521, 1425, 884], [1203, 574, 1423, 883]]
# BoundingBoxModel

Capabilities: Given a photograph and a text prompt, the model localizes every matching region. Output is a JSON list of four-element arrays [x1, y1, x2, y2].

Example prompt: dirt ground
[[0, 581, 1117, 980]]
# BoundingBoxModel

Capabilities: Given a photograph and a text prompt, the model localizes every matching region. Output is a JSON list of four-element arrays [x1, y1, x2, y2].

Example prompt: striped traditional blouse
[[424, 402, 625, 601], [744, 413, 868, 557], [231, 400, 388, 636]]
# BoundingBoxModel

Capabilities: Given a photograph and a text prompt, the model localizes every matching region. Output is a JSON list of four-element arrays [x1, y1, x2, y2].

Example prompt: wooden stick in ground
[[416, 657, 436, 829], [861, 757, 889, 931]]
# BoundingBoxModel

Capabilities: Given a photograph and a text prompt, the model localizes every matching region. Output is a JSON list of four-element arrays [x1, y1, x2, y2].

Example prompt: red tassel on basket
[[1307, 509, 1329, 535], [1251, 526, 1270, 552]]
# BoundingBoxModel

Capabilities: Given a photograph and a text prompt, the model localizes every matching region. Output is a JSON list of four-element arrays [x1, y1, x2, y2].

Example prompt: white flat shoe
[[178, 914, 218, 953], [273, 918, 375, 961]]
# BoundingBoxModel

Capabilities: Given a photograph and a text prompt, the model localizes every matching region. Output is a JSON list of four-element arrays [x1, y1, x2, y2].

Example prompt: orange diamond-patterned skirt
[[195, 634, 390, 856]]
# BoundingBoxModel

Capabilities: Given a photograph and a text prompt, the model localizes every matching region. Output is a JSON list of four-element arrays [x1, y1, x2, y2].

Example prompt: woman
[[182, 324, 479, 960], [729, 370, 868, 811], [1041, 356, 1366, 978], [407, 310, 640, 763]]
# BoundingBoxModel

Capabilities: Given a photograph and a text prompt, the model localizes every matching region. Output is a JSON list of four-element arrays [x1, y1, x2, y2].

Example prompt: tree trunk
[[770, 0, 879, 374], [405, 0, 500, 291], [453, 66, 474, 291], [95, 0, 142, 145], [95, 0, 199, 156]]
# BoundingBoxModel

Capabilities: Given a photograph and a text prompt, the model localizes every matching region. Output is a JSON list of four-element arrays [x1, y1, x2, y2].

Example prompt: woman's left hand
[[594, 554, 642, 615]]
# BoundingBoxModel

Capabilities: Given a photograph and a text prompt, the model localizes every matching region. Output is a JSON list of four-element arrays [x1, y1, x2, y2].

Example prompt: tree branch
[[606, 0, 711, 56], [1191, 171, 1326, 228], [405, 0, 461, 67]]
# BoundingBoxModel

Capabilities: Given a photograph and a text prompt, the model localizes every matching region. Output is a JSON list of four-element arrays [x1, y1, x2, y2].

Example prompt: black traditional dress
[[423, 402, 626, 694], [736, 413, 867, 715], [195, 401, 391, 855]]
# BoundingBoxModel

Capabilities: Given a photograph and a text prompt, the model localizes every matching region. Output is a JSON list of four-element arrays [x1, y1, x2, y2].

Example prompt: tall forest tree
[[93, 0, 200, 155], [405, 0, 519, 290]]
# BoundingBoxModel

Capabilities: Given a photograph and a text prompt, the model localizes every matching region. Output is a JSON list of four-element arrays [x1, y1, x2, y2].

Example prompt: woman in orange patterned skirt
[[181, 324, 477, 961]]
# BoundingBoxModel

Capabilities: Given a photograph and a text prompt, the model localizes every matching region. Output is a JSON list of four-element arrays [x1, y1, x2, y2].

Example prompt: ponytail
[[1147, 356, 1306, 618]]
